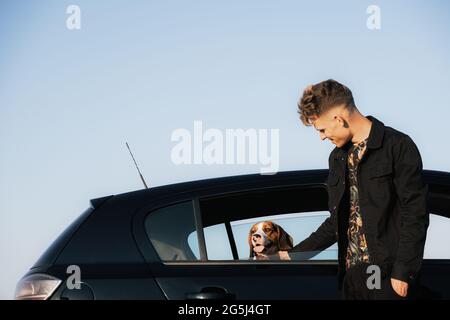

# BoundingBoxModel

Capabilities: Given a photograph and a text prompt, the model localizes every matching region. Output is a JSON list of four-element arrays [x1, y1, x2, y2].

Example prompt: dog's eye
[[264, 228, 272, 233]]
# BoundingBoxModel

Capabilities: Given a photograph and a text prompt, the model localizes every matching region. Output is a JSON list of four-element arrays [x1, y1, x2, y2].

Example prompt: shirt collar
[[365, 115, 385, 150], [334, 115, 385, 158]]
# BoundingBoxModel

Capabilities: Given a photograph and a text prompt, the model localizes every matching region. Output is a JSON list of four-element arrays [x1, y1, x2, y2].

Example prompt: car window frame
[[132, 172, 450, 271], [193, 183, 335, 265], [134, 181, 338, 266]]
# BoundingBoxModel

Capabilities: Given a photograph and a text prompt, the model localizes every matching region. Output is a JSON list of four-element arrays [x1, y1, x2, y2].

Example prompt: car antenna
[[125, 142, 149, 189]]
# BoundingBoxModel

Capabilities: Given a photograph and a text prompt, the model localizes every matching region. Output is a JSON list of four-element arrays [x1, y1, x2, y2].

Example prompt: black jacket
[[289, 116, 429, 285]]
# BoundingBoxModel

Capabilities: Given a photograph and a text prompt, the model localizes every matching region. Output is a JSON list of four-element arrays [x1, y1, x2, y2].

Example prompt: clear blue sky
[[1, 0, 450, 299]]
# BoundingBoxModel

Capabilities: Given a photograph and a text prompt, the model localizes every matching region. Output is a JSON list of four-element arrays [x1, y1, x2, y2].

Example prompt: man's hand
[[391, 278, 408, 297], [278, 251, 291, 260]]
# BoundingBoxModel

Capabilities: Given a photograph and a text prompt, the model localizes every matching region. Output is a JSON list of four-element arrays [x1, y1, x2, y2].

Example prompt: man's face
[[310, 108, 352, 148]]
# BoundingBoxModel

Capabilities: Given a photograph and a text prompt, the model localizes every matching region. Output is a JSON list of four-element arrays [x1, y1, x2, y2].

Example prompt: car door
[[137, 183, 341, 300]]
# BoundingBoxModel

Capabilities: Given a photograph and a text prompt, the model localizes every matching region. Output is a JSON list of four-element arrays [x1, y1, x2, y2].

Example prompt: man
[[279, 79, 429, 300]]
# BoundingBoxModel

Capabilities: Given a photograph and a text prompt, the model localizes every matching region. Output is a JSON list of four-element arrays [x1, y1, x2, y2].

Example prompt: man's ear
[[334, 115, 349, 129]]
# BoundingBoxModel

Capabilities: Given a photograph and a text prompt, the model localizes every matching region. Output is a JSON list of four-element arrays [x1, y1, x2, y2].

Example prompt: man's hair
[[297, 79, 356, 126]]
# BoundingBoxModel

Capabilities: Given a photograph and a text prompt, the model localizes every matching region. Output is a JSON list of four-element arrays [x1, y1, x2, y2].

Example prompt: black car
[[15, 170, 450, 300]]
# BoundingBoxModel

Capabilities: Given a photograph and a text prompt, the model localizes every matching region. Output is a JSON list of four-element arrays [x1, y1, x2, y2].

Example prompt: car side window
[[424, 213, 450, 259], [231, 212, 337, 260], [145, 201, 199, 261], [190, 212, 337, 261], [424, 185, 450, 260], [188, 223, 234, 260], [192, 185, 337, 262]]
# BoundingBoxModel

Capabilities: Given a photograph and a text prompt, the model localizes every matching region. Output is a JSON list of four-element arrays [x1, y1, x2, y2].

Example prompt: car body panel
[[19, 169, 450, 299]]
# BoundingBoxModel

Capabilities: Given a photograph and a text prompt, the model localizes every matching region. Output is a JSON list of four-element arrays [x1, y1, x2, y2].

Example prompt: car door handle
[[185, 286, 236, 300]]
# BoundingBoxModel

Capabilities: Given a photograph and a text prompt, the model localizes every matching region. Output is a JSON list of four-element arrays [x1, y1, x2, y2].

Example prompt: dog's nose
[[252, 234, 261, 241]]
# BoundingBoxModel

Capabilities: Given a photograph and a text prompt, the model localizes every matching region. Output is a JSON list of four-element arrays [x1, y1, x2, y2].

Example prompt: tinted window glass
[[145, 201, 198, 261]]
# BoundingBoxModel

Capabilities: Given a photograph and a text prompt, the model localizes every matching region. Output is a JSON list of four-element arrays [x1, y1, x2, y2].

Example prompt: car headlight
[[15, 274, 62, 300]]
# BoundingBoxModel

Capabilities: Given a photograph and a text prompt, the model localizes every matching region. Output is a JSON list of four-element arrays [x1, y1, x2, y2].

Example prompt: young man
[[279, 79, 429, 300]]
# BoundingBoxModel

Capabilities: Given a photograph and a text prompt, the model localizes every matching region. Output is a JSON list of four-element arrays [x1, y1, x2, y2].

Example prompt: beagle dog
[[248, 221, 294, 260]]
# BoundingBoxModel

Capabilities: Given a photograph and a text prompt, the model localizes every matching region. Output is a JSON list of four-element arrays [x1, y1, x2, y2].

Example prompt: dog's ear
[[276, 224, 294, 251], [248, 228, 255, 258]]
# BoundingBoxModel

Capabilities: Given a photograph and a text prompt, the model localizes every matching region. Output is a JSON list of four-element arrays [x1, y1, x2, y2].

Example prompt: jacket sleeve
[[287, 152, 339, 256], [391, 135, 429, 283]]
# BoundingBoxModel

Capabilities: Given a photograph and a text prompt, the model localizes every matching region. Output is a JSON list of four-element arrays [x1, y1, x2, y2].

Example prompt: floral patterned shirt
[[345, 138, 371, 269]]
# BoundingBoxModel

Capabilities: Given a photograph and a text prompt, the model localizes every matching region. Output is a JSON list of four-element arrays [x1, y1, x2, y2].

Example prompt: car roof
[[92, 169, 450, 206], [99, 169, 329, 205]]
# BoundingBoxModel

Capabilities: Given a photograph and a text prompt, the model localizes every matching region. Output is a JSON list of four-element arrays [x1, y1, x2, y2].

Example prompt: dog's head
[[248, 221, 293, 259]]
